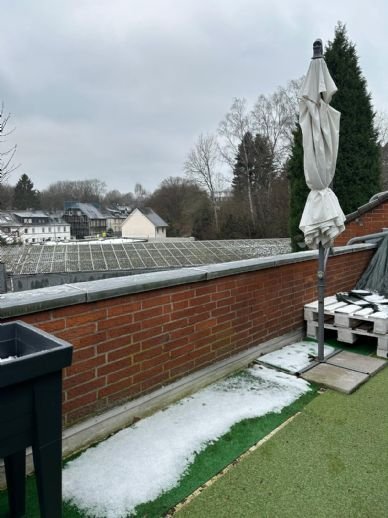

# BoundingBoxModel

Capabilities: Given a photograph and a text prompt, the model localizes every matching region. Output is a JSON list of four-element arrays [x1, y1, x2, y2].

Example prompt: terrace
[[176, 366, 388, 517], [0, 221, 386, 515]]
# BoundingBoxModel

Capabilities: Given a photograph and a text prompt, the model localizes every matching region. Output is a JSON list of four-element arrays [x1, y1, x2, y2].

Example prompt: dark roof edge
[[346, 191, 388, 223]]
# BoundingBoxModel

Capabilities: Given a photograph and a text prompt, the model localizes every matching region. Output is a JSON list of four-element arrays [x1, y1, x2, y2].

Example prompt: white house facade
[[121, 207, 168, 240], [12, 211, 71, 244]]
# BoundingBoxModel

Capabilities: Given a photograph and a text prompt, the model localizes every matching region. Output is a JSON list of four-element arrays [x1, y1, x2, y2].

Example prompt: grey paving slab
[[301, 363, 369, 394], [326, 350, 387, 375]]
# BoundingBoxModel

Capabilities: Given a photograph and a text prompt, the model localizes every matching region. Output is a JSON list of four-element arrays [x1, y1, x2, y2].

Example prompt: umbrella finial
[[312, 39, 323, 59]]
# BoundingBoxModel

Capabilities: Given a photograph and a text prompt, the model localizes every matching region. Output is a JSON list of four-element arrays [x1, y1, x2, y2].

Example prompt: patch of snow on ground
[[259, 341, 336, 373], [0, 356, 17, 363], [63, 365, 310, 518]]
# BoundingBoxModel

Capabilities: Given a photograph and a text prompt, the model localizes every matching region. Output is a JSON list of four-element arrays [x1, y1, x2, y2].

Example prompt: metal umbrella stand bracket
[[299, 39, 346, 361], [0, 321, 72, 518]]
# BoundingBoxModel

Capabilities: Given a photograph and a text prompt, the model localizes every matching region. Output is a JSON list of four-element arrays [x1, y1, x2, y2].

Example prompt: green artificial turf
[[134, 387, 317, 517], [0, 469, 84, 518], [178, 366, 388, 518], [0, 338, 378, 517], [0, 386, 317, 518]]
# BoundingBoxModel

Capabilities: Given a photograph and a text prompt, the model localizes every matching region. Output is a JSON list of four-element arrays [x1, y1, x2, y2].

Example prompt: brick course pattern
[[7, 250, 373, 427], [335, 201, 388, 246]]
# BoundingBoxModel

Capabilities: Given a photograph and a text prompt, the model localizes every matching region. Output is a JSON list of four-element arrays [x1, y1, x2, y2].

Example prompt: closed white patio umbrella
[[299, 39, 346, 361]]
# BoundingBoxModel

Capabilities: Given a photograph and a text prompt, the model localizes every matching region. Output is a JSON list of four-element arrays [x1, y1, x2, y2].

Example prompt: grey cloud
[[1, 0, 388, 193]]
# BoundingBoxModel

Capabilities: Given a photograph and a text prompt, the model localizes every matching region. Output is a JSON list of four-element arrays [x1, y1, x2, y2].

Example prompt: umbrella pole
[[317, 242, 325, 361]]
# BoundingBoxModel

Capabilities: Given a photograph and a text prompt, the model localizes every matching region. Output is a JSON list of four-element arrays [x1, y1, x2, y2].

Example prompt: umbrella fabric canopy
[[299, 56, 345, 249]]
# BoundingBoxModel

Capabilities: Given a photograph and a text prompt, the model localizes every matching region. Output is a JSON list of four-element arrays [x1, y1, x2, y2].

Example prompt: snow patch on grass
[[0, 356, 17, 363], [259, 341, 335, 373], [63, 365, 310, 518]]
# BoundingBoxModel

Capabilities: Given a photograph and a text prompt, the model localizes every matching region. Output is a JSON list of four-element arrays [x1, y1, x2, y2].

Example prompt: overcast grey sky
[[1, 0, 387, 194]]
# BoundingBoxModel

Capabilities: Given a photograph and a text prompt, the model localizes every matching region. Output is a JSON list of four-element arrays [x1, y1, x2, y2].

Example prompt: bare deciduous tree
[[375, 110, 388, 146], [103, 189, 135, 208], [375, 111, 388, 191], [134, 183, 148, 207], [184, 133, 224, 231], [251, 78, 303, 169], [0, 103, 19, 184], [218, 98, 256, 225], [40, 179, 107, 210]]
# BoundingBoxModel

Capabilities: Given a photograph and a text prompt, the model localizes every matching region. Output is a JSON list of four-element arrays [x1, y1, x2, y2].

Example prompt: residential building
[[121, 207, 168, 239], [0, 212, 22, 243], [63, 202, 109, 239], [105, 207, 129, 236], [1, 211, 71, 244]]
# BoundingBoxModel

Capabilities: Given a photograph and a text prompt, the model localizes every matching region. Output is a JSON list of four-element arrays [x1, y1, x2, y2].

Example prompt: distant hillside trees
[[40, 179, 107, 210], [289, 23, 381, 249], [103, 189, 134, 208], [0, 183, 14, 210], [182, 80, 300, 240], [147, 177, 213, 238]]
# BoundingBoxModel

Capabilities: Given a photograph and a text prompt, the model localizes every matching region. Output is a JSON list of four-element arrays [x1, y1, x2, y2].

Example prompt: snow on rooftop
[[63, 365, 310, 517], [259, 341, 336, 373], [0, 239, 291, 276]]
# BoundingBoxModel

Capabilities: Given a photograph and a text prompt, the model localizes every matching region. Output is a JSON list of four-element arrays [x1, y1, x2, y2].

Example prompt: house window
[[42, 228, 45, 233], [24, 228, 28, 233], [32, 228, 35, 233], [48, 227, 51, 232]]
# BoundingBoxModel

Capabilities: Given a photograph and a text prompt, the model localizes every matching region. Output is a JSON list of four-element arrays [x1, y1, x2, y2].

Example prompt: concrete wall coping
[[0, 243, 375, 319]]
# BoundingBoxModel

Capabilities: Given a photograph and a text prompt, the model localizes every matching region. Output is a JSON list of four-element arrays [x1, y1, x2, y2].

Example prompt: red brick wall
[[335, 201, 388, 246], [7, 249, 373, 427]]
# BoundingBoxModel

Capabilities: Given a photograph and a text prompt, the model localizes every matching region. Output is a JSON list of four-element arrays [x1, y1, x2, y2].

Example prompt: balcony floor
[[177, 365, 388, 518]]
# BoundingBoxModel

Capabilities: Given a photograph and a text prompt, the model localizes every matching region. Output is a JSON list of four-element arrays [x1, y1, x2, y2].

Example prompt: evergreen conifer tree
[[326, 23, 380, 213], [232, 132, 256, 196], [13, 174, 40, 209], [289, 23, 381, 250], [288, 125, 309, 249], [232, 131, 276, 236]]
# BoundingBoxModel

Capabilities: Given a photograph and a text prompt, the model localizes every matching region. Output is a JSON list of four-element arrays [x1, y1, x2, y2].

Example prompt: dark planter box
[[0, 321, 72, 518]]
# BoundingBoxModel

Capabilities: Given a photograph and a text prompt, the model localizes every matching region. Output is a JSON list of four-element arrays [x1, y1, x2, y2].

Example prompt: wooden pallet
[[305, 298, 388, 334], [305, 296, 388, 359]]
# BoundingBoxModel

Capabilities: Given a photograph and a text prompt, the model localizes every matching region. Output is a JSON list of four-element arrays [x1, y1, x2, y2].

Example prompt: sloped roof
[[346, 191, 388, 223], [11, 210, 67, 224], [13, 210, 52, 219], [137, 207, 168, 227], [64, 202, 108, 220], [0, 212, 20, 226]]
